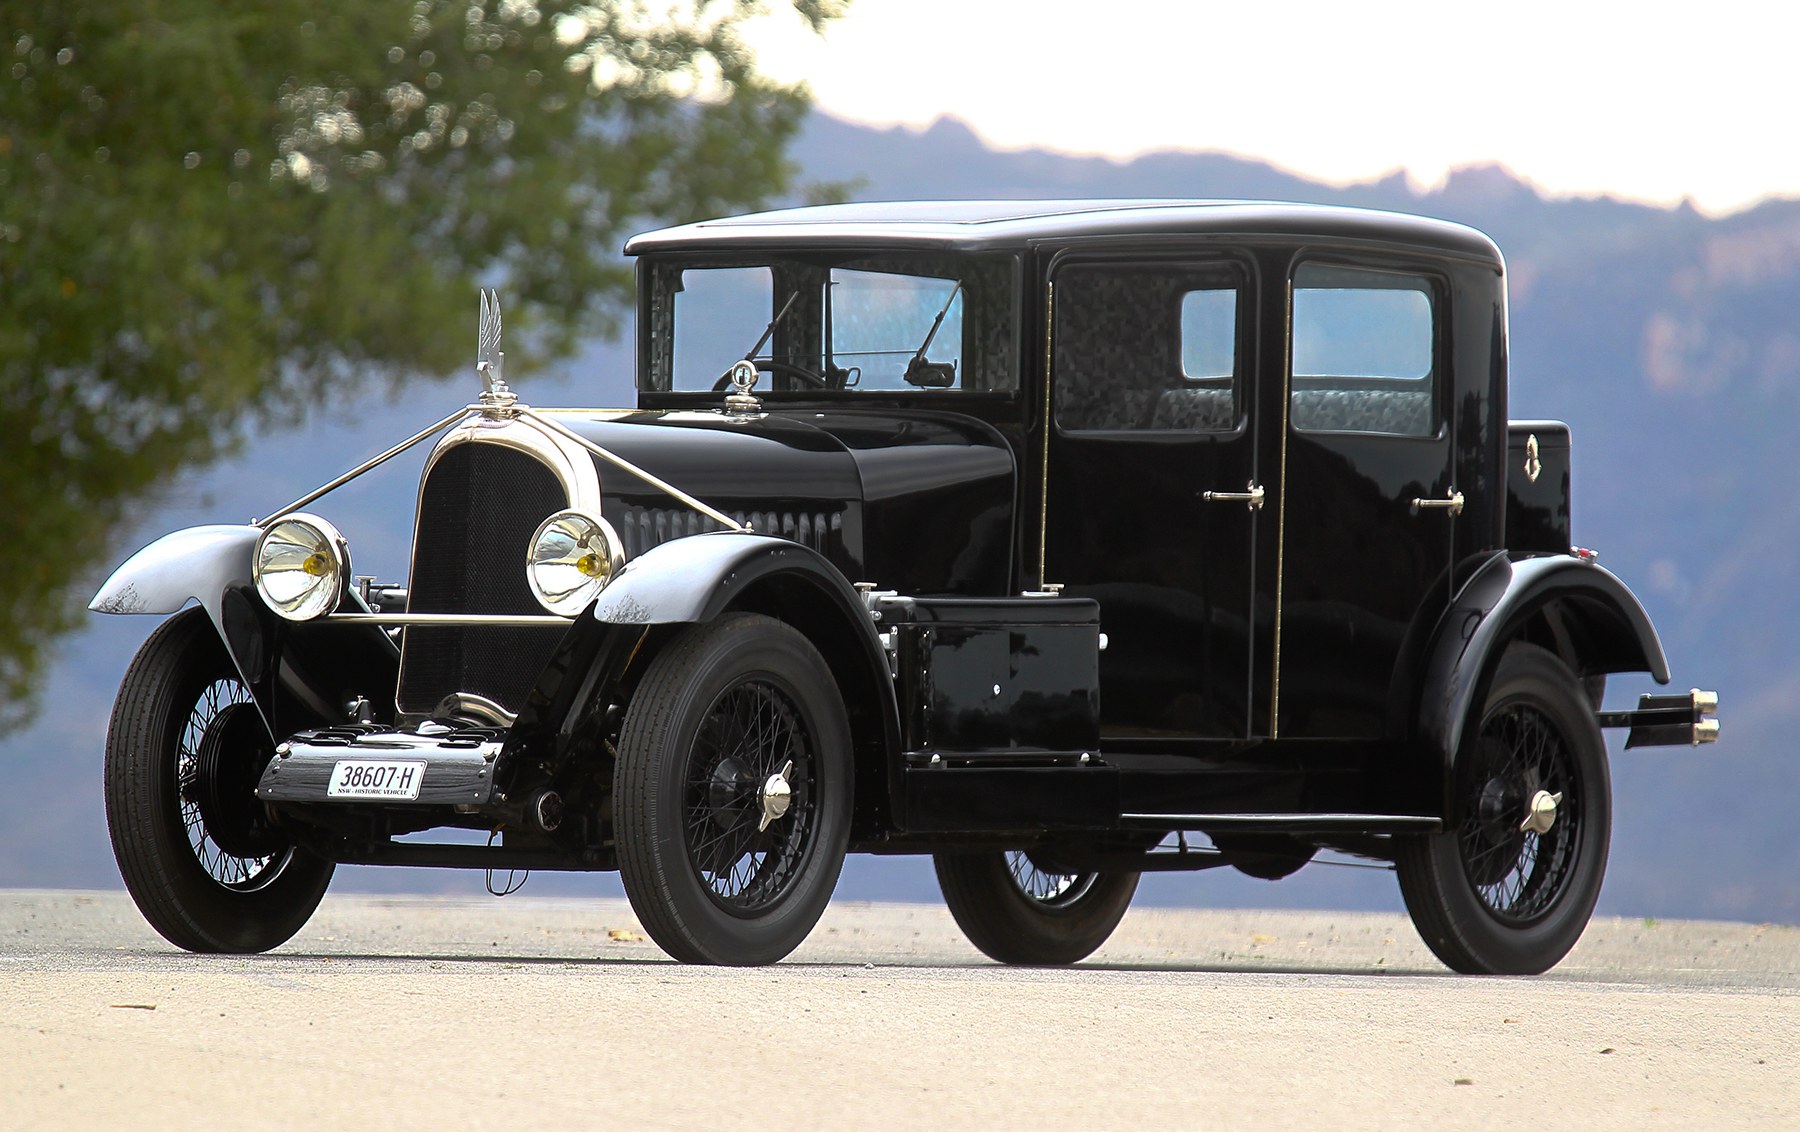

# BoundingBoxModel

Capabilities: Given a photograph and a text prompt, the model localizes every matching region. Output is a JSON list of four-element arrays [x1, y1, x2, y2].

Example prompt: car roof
[[625, 200, 1502, 264]]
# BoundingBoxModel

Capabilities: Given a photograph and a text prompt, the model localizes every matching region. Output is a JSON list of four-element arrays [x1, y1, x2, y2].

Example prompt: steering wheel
[[711, 358, 831, 392]]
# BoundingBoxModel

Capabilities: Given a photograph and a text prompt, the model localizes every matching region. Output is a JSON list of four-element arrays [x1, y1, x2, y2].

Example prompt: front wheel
[[104, 609, 333, 952], [935, 851, 1139, 965], [1397, 643, 1610, 975], [614, 614, 852, 965]]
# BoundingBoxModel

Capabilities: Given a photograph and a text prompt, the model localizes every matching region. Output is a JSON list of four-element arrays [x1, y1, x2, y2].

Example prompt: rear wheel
[[1397, 643, 1610, 974], [614, 614, 851, 965], [104, 609, 333, 952], [935, 851, 1139, 965]]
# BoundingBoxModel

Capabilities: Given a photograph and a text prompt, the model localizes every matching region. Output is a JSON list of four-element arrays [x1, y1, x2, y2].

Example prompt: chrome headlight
[[527, 508, 623, 616], [253, 513, 350, 621]]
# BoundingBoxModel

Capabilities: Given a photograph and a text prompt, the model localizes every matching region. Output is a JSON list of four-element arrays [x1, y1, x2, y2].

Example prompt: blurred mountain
[[5, 112, 1795, 923]]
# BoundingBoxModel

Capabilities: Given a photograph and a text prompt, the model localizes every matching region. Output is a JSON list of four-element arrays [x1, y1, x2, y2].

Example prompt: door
[[1271, 259, 1458, 738], [1042, 255, 1263, 740]]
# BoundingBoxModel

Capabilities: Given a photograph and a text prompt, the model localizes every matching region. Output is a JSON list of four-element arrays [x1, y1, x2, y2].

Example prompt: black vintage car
[[92, 201, 1717, 973]]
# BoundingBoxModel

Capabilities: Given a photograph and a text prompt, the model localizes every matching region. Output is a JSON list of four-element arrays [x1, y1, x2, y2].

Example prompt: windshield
[[642, 253, 1019, 394]]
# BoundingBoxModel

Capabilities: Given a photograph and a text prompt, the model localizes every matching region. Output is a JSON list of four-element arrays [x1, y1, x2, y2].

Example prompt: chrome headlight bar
[[244, 292, 749, 626]]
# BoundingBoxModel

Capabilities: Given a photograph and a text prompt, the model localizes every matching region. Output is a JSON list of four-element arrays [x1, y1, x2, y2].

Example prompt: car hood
[[545, 408, 1017, 595]]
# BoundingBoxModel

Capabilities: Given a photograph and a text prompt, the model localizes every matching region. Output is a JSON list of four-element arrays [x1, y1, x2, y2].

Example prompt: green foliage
[[0, 1, 839, 733]]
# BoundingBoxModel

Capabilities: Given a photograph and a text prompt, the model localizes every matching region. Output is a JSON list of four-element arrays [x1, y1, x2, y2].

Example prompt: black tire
[[614, 613, 852, 965], [104, 609, 333, 952], [1396, 643, 1610, 975], [934, 851, 1139, 965]]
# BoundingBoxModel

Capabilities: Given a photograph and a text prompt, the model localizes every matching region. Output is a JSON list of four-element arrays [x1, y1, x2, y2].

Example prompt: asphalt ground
[[3, 889, 1795, 1129]]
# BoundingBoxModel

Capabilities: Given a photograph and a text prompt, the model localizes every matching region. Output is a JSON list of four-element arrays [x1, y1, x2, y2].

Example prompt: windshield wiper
[[903, 282, 963, 388], [741, 291, 799, 364]]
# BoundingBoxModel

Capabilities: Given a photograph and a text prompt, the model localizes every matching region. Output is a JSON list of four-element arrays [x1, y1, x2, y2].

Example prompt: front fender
[[1415, 552, 1669, 814], [90, 525, 397, 740], [591, 531, 862, 626], [90, 525, 260, 620], [586, 532, 903, 832]]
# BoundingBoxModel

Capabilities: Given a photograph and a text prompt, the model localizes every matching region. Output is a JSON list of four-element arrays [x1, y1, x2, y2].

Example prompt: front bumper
[[255, 725, 504, 806]]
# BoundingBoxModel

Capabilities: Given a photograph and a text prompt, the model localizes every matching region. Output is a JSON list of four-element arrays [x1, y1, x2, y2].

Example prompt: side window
[[1290, 263, 1436, 437], [1181, 289, 1236, 379], [1055, 263, 1242, 432]]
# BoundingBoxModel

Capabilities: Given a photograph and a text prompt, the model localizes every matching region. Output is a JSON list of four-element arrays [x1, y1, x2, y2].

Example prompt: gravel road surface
[[3, 889, 1795, 1129]]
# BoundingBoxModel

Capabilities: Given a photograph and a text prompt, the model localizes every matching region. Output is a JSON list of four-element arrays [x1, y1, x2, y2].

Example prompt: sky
[[743, 0, 1798, 216]]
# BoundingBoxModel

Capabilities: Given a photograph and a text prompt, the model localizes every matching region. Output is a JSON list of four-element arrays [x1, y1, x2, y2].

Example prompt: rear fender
[[1413, 552, 1669, 816]]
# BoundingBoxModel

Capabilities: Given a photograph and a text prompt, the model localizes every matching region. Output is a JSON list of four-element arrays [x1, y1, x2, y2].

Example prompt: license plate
[[327, 760, 427, 801]]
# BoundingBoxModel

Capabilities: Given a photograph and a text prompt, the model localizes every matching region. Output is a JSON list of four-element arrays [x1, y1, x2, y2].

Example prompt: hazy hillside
[[5, 112, 1795, 922]]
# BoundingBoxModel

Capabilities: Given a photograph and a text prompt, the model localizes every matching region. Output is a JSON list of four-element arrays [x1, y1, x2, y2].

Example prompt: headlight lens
[[527, 508, 623, 616], [254, 513, 350, 621]]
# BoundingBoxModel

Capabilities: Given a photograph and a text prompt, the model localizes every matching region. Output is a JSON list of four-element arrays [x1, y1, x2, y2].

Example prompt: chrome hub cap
[[758, 760, 795, 832], [1519, 789, 1564, 835]]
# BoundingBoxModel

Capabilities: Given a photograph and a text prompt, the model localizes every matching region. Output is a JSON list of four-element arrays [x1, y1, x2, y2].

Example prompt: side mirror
[[904, 357, 957, 388]]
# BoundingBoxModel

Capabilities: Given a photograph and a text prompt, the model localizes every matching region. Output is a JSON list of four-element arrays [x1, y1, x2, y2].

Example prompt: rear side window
[[1180, 289, 1236, 380], [1290, 264, 1437, 437], [1055, 262, 1243, 433]]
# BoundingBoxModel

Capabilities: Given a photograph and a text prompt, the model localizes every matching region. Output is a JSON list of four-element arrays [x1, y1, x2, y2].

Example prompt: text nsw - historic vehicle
[[93, 201, 1718, 973]]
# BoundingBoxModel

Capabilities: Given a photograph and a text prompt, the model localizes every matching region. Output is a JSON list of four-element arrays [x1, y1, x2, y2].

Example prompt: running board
[[1119, 813, 1442, 833]]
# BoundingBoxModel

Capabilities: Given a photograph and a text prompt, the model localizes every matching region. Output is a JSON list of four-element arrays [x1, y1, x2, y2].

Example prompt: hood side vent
[[616, 505, 842, 560]]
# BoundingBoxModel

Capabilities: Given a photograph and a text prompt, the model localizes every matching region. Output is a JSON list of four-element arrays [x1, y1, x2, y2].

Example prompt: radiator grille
[[616, 505, 841, 560], [397, 444, 568, 716]]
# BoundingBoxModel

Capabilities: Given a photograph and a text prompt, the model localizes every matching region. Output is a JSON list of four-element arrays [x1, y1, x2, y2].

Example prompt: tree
[[0, 0, 843, 733]]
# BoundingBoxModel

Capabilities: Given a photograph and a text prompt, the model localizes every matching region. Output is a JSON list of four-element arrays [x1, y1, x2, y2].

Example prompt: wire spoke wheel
[[178, 680, 286, 890], [1458, 708, 1578, 923], [1396, 643, 1610, 975], [681, 679, 815, 914], [1004, 851, 1099, 907]]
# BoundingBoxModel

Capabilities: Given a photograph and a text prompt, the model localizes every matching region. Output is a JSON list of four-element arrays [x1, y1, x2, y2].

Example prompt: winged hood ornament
[[476, 287, 515, 412]]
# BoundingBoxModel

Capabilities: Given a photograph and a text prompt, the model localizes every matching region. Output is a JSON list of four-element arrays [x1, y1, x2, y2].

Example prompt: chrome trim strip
[[1120, 813, 1441, 827], [517, 406, 748, 533], [1271, 280, 1293, 739], [257, 407, 472, 527], [327, 613, 573, 626]]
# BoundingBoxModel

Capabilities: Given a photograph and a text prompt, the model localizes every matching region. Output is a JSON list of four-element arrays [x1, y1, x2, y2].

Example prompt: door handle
[[1203, 480, 1265, 511], [1410, 488, 1465, 516]]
